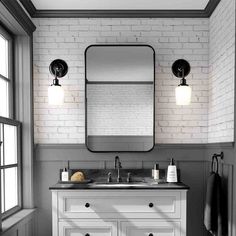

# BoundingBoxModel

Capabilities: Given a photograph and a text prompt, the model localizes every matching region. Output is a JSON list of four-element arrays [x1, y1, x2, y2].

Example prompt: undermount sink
[[93, 180, 147, 187]]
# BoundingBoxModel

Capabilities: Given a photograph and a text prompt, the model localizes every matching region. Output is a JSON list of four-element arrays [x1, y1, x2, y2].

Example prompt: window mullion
[[0, 164, 18, 169], [0, 74, 10, 82]]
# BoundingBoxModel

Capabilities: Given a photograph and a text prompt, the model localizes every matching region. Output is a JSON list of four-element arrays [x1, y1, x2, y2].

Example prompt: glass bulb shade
[[175, 85, 192, 105], [48, 85, 64, 105]]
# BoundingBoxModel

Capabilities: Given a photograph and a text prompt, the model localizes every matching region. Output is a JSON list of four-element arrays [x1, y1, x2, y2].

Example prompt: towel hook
[[213, 152, 224, 160], [211, 152, 224, 173]]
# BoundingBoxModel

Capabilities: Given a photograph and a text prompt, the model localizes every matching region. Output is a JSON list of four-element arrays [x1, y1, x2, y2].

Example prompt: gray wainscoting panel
[[34, 143, 235, 236], [34, 143, 208, 236]]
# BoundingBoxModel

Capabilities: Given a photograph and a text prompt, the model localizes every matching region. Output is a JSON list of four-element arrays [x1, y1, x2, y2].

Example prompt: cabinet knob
[[85, 234, 90, 236], [149, 203, 154, 208], [85, 203, 90, 208], [149, 234, 153, 236]]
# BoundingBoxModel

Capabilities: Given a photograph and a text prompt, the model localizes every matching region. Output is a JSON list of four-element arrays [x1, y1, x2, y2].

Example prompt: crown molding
[[20, 0, 220, 18], [1, 0, 36, 34], [205, 0, 221, 16], [19, 0, 36, 17]]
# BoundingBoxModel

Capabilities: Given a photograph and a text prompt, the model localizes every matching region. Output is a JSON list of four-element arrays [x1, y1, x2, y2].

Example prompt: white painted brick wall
[[208, 0, 235, 143], [33, 17, 211, 144]]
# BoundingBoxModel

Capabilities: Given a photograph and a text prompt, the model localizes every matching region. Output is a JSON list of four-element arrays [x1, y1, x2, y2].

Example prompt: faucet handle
[[119, 161, 122, 169], [127, 172, 131, 183], [107, 172, 112, 183]]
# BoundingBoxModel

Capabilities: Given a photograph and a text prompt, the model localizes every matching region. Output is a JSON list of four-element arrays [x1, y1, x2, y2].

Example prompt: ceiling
[[31, 0, 210, 10]]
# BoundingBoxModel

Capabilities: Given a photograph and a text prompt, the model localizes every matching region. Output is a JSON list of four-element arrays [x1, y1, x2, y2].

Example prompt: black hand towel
[[204, 171, 227, 236]]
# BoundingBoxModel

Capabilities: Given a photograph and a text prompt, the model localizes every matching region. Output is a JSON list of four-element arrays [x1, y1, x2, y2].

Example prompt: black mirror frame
[[84, 44, 155, 153]]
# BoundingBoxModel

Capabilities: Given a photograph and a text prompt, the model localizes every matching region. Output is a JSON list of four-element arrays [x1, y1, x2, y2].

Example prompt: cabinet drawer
[[120, 221, 181, 236], [58, 190, 181, 219], [58, 220, 117, 236]]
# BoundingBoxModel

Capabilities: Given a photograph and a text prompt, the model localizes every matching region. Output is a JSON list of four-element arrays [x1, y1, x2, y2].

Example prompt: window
[[0, 26, 21, 219]]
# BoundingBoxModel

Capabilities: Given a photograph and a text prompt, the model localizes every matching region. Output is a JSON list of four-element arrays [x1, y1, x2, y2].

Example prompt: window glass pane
[[0, 78, 9, 117], [4, 167, 18, 212], [4, 124, 17, 165], [0, 124, 3, 166], [0, 34, 8, 78], [1, 170, 4, 213]]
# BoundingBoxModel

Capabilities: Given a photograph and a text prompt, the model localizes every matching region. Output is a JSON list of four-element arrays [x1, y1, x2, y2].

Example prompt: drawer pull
[[85, 203, 90, 208], [149, 203, 154, 208], [149, 234, 153, 236], [85, 234, 90, 236]]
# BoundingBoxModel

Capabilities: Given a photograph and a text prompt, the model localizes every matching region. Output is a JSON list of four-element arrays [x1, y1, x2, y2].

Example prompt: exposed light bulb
[[175, 85, 191, 105], [48, 85, 64, 105]]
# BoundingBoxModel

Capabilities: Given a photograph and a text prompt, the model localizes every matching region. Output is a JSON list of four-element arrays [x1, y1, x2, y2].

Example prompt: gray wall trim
[[35, 142, 234, 151], [0, 0, 36, 35], [34, 142, 233, 162], [20, 0, 220, 18], [35, 143, 87, 150]]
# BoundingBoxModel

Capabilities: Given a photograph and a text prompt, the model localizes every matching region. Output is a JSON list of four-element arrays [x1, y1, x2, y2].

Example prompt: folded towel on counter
[[204, 165, 227, 236]]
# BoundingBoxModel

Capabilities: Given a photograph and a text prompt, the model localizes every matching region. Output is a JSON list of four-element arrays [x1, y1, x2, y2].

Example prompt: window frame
[[0, 25, 22, 219]]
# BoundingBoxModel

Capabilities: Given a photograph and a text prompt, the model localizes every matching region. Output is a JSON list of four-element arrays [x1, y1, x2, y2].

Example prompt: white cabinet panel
[[120, 221, 181, 236], [58, 190, 181, 219], [58, 220, 117, 236]]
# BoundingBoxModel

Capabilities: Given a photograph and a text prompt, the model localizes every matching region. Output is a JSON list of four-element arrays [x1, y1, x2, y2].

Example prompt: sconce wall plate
[[172, 59, 190, 78], [49, 59, 68, 78]]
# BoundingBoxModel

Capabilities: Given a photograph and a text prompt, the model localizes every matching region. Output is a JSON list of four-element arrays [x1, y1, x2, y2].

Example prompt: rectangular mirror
[[85, 45, 155, 152]]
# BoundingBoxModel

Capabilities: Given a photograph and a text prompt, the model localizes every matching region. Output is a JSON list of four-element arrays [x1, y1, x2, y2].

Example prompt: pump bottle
[[167, 158, 177, 183]]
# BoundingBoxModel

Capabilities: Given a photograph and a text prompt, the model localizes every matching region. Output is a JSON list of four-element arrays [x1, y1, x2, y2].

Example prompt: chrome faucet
[[114, 156, 122, 182]]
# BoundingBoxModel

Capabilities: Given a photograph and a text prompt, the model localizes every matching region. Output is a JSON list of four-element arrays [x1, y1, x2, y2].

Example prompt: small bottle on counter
[[153, 163, 160, 180], [167, 158, 177, 183], [61, 168, 69, 181]]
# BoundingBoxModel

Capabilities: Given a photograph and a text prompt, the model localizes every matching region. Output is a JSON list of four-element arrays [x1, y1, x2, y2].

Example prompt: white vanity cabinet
[[51, 190, 187, 236]]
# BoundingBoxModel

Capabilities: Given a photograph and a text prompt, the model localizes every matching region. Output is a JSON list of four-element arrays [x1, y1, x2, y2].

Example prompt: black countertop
[[50, 169, 189, 190], [49, 181, 189, 190]]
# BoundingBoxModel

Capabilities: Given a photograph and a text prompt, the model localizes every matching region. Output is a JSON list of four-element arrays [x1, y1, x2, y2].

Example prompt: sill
[[1, 209, 36, 234]]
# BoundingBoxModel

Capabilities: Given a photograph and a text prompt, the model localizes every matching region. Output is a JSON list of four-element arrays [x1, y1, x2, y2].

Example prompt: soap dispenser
[[61, 168, 69, 181], [61, 161, 70, 181], [167, 158, 177, 183]]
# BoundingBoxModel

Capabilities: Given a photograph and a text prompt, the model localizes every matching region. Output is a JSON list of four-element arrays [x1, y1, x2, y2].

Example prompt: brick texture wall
[[208, 0, 235, 143], [32, 17, 226, 144]]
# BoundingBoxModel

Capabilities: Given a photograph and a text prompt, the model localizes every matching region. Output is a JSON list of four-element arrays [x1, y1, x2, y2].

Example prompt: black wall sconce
[[48, 59, 68, 105], [172, 59, 191, 105]]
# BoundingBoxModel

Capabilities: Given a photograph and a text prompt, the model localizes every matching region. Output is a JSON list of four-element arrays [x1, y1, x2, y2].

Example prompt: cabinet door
[[120, 221, 181, 236], [59, 220, 117, 236]]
